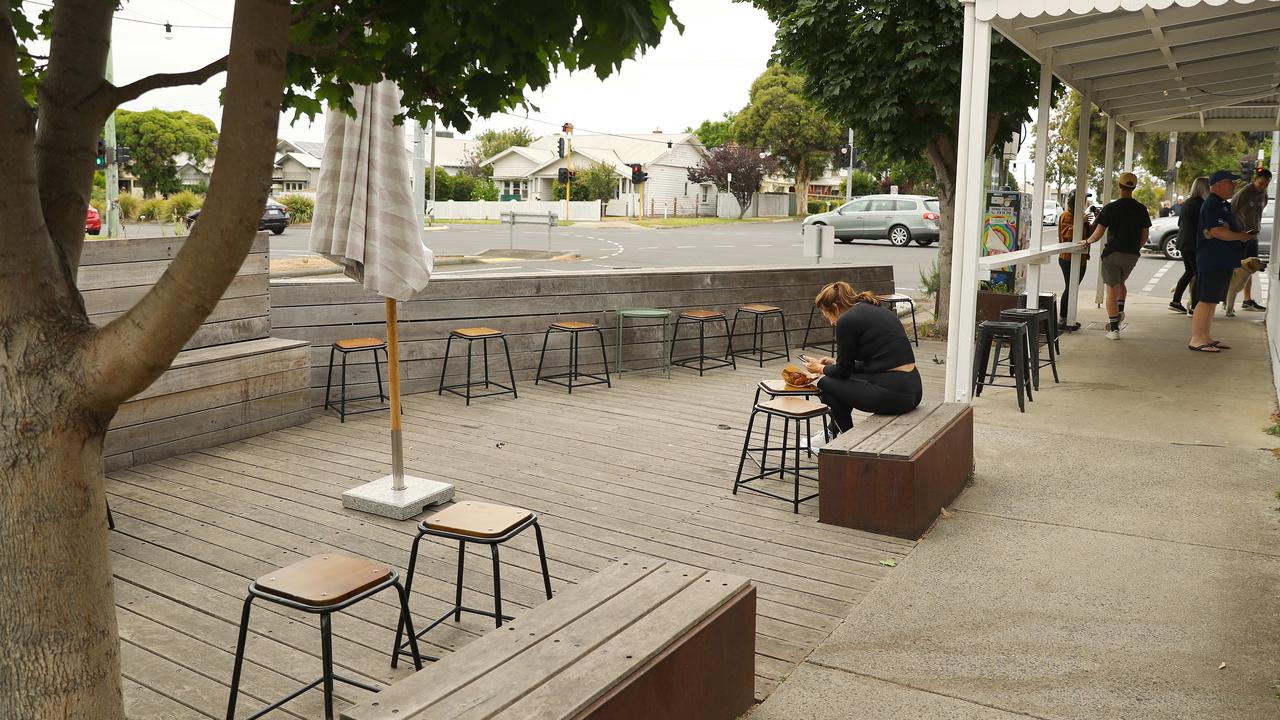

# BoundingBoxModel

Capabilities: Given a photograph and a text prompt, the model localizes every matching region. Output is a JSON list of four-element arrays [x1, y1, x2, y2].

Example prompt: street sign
[[890, 185, 899, 195]]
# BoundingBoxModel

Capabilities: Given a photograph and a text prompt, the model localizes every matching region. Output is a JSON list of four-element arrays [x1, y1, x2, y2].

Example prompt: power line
[[24, 1, 231, 30]]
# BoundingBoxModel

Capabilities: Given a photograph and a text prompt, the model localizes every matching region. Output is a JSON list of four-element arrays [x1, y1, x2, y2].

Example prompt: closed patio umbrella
[[312, 79, 454, 519]]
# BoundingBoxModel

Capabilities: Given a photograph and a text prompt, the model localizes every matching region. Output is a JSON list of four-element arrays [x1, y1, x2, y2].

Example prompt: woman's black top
[[1176, 195, 1205, 254], [822, 302, 916, 379]]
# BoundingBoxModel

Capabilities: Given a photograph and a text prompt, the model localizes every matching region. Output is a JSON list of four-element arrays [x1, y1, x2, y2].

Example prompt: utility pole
[[412, 119, 426, 227], [427, 120, 437, 226], [1165, 131, 1178, 204], [562, 122, 573, 222], [844, 128, 854, 201], [104, 46, 121, 237]]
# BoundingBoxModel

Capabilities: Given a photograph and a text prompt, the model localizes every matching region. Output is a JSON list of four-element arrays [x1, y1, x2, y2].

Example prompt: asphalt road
[[271, 221, 1270, 305]]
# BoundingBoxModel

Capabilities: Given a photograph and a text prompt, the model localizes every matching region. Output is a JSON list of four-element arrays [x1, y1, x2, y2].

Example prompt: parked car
[[802, 194, 941, 247], [85, 206, 101, 235], [1145, 203, 1272, 260], [1042, 199, 1062, 226], [186, 198, 289, 235]]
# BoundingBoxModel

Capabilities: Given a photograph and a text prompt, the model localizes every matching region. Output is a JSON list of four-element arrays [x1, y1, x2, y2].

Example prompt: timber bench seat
[[341, 554, 756, 720], [818, 401, 973, 540]]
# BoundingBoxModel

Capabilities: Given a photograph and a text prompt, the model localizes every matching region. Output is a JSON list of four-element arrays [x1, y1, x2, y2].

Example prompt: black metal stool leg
[[453, 540, 466, 622], [438, 334, 454, 395], [532, 521, 553, 600], [595, 328, 612, 387], [670, 316, 684, 366], [393, 580, 424, 670], [779, 311, 791, 359], [464, 337, 474, 406], [320, 612, 335, 720], [535, 327, 552, 384], [225, 595, 254, 720], [734, 408, 761, 491], [697, 319, 707, 375], [490, 544, 504, 628], [391, 531, 425, 668], [106, 502, 115, 530], [909, 301, 919, 346], [792, 418, 803, 513], [568, 329, 578, 393], [483, 336, 491, 389], [723, 317, 736, 369], [502, 335, 518, 398], [374, 347, 387, 402], [339, 350, 349, 422], [324, 345, 336, 412]]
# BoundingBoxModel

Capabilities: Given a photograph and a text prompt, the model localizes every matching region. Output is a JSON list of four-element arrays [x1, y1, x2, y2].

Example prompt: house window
[[284, 181, 306, 192], [501, 180, 527, 198]]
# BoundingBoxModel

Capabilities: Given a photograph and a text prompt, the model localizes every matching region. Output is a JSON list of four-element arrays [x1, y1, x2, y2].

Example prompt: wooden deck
[[108, 345, 947, 719]]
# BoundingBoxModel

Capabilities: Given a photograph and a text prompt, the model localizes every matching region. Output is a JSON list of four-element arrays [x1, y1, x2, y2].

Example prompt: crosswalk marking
[[1142, 260, 1175, 294]]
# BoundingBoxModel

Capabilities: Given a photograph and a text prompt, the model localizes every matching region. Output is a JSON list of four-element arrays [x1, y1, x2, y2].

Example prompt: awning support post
[[1026, 58, 1053, 303], [1070, 85, 1091, 326]]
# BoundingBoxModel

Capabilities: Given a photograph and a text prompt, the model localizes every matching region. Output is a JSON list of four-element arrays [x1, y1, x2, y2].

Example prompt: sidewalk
[[752, 293, 1280, 719]]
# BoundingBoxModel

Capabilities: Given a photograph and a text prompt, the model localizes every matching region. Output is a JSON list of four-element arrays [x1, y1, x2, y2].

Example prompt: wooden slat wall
[[271, 265, 895, 408], [79, 235, 313, 470]]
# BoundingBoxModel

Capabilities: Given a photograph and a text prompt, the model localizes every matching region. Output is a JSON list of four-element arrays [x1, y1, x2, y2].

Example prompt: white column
[[1123, 127, 1135, 171], [944, 1, 979, 402], [1101, 117, 1116, 206], [944, 3, 991, 404], [1271, 131, 1279, 287], [1026, 59, 1053, 302], [1069, 85, 1091, 325]]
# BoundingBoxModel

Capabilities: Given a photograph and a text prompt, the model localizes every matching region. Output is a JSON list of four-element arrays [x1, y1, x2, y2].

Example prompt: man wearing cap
[[1084, 171, 1150, 340], [1190, 170, 1255, 352], [1231, 168, 1271, 312]]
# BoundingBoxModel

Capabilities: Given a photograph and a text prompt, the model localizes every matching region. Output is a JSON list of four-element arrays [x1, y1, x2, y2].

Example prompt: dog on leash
[[1224, 257, 1268, 316]]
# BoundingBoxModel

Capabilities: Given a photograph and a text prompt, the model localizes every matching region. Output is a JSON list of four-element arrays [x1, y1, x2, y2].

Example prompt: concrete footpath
[[752, 293, 1280, 719]]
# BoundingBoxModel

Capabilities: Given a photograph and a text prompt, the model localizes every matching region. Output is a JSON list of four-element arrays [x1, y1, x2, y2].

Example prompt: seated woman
[[802, 281, 922, 442]]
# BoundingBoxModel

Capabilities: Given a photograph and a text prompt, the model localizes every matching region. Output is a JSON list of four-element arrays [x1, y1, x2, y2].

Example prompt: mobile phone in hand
[[797, 354, 815, 364]]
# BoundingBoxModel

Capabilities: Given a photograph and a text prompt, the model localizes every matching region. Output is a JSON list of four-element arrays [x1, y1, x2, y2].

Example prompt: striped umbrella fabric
[[311, 80, 432, 301]]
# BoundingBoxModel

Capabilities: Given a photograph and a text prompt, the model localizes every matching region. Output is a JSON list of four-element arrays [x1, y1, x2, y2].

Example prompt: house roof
[[279, 151, 322, 169], [484, 132, 707, 178], [277, 133, 477, 172]]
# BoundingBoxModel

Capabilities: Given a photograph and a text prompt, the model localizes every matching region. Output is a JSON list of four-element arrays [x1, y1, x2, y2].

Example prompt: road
[[271, 221, 1269, 305]]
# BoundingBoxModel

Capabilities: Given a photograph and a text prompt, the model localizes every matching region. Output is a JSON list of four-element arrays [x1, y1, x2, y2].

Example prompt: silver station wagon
[[802, 194, 941, 247]]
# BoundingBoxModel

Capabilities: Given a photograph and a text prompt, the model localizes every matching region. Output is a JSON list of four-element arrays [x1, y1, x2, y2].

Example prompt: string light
[[164, 22, 173, 40]]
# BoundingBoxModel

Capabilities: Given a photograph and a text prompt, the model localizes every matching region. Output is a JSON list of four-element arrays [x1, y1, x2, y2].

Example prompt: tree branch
[[107, 55, 228, 106], [81, 0, 290, 413]]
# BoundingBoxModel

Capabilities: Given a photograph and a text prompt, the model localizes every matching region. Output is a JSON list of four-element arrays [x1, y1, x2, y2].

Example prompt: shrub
[[918, 260, 941, 316], [806, 200, 825, 215], [187, 181, 209, 195], [116, 193, 140, 220], [89, 198, 106, 217], [277, 194, 315, 224], [472, 179, 500, 201], [166, 190, 203, 218], [137, 197, 172, 223]]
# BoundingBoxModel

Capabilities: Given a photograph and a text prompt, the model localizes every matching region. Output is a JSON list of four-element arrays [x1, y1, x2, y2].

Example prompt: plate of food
[[781, 364, 818, 389]]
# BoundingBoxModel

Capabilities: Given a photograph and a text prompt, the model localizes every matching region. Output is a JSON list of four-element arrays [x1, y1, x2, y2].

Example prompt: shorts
[[1196, 268, 1233, 304], [1245, 237, 1260, 258], [1100, 252, 1139, 285]]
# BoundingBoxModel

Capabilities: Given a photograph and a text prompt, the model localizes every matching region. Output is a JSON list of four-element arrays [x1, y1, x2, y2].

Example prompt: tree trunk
[[794, 157, 810, 216]]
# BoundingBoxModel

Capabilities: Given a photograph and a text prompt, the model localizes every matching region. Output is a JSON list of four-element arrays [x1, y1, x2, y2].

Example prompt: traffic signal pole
[[104, 46, 121, 237], [564, 127, 572, 223]]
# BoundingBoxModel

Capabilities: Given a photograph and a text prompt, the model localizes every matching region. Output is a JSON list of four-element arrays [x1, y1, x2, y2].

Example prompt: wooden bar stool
[[670, 309, 736, 375], [438, 327, 518, 405], [746, 380, 822, 470], [733, 397, 829, 513], [324, 337, 389, 422], [880, 294, 920, 347], [535, 320, 612, 393], [731, 304, 791, 366], [225, 553, 423, 720], [391, 501, 553, 668], [800, 304, 836, 355]]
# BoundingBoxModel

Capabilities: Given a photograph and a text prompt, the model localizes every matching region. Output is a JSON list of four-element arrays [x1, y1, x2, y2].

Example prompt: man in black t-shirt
[[1084, 171, 1151, 339]]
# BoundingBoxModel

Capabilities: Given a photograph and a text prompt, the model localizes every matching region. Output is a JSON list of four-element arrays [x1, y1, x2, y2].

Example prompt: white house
[[482, 131, 714, 215], [273, 133, 475, 195]]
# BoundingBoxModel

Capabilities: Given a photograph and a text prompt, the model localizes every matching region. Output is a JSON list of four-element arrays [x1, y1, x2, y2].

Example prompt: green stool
[[614, 308, 672, 379]]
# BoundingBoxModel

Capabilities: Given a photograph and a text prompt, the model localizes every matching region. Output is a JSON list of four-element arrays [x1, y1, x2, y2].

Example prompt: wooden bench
[[818, 401, 973, 540], [341, 554, 756, 720]]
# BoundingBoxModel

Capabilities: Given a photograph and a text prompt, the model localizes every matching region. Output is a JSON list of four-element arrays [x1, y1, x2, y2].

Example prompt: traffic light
[[95, 139, 106, 169], [557, 167, 568, 184], [557, 137, 565, 158], [115, 145, 131, 165], [629, 163, 647, 184]]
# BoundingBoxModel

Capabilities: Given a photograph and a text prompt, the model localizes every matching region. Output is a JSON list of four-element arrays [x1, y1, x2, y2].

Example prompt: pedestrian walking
[[1056, 189, 1093, 330], [1189, 170, 1254, 353], [1231, 168, 1271, 311], [1083, 172, 1150, 340], [1170, 177, 1210, 314]]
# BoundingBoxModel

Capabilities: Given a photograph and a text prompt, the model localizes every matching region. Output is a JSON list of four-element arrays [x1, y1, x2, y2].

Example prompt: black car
[[187, 199, 290, 235]]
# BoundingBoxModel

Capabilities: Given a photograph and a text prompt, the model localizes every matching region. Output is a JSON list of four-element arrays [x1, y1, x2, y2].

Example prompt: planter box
[[975, 291, 1019, 324]]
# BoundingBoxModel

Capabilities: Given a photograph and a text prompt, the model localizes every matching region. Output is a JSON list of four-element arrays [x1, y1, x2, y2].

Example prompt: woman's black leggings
[[1058, 257, 1088, 320], [817, 369, 923, 433], [1172, 251, 1197, 307]]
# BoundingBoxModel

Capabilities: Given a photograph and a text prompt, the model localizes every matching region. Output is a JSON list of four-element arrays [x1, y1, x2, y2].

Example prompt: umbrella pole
[[387, 297, 406, 491]]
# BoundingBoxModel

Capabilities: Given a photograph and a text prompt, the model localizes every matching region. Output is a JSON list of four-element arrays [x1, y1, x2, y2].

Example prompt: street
[[270, 220, 1270, 305]]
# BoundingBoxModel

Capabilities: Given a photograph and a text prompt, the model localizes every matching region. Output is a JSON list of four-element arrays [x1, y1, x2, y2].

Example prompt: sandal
[[1188, 343, 1220, 353], [1209, 340, 1231, 350]]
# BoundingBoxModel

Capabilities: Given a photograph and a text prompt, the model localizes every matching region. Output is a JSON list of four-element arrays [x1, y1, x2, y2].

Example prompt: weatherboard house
[[481, 131, 717, 216]]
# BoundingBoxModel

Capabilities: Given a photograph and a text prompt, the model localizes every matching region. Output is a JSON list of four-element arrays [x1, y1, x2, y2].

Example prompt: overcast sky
[[87, 0, 777, 142]]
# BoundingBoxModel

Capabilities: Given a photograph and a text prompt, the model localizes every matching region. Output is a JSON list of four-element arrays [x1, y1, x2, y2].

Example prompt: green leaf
[[879, 559, 898, 567]]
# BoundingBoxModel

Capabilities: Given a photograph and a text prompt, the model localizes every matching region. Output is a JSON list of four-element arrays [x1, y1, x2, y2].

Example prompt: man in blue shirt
[[1189, 170, 1255, 352]]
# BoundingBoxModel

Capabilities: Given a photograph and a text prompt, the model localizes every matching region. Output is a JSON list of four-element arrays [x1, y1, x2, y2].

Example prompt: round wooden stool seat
[[758, 379, 818, 396], [756, 396, 828, 419], [424, 500, 535, 539], [451, 326, 503, 338], [680, 309, 725, 320], [739, 303, 781, 314], [550, 320, 598, 331], [334, 337, 385, 350], [256, 553, 392, 607]]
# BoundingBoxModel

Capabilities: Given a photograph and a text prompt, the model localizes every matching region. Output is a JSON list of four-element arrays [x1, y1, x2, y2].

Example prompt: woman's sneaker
[[1169, 301, 1187, 313]]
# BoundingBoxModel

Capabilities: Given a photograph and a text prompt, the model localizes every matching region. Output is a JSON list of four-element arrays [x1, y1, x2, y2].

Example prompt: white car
[[1042, 199, 1062, 226]]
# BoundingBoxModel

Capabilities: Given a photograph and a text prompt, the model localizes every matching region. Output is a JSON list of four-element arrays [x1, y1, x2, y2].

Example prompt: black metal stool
[[973, 320, 1033, 413], [733, 396, 829, 513], [880, 294, 920, 346], [747, 379, 823, 469], [670, 309, 736, 375], [800, 305, 836, 355], [1000, 307, 1059, 388], [534, 320, 611, 393], [226, 553, 422, 720], [323, 337, 389, 422], [392, 501, 553, 667], [1019, 291, 1062, 355], [438, 327, 517, 405], [731, 304, 791, 366]]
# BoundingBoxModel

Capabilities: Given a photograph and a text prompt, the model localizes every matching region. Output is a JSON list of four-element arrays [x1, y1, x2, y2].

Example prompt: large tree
[[115, 108, 218, 196], [0, 2, 676, 717], [752, 0, 1039, 333], [688, 143, 779, 218], [688, 111, 737, 149], [732, 64, 842, 207]]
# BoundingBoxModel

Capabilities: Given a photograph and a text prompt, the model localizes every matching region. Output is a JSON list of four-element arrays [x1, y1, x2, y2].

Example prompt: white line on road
[[714, 245, 734, 248], [637, 246, 658, 250], [1142, 260, 1175, 293], [675, 245, 695, 249], [435, 265, 522, 274], [753, 244, 774, 247]]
